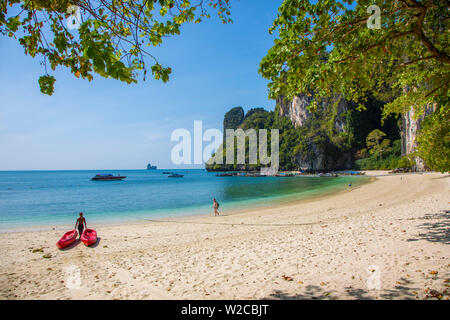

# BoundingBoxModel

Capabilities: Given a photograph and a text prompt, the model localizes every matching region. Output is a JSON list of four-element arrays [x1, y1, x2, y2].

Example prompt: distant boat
[[318, 172, 338, 177], [168, 173, 184, 178], [91, 174, 126, 181], [147, 163, 157, 170], [162, 171, 172, 174], [216, 173, 234, 177], [275, 172, 295, 177]]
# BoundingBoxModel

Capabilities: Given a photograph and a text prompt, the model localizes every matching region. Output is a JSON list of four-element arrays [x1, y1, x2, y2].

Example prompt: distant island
[[147, 163, 157, 170]]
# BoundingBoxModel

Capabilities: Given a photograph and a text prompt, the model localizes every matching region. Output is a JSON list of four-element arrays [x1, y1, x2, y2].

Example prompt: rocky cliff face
[[277, 93, 349, 133], [401, 104, 435, 171], [277, 93, 352, 171], [294, 138, 352, 171], [276, 95, 313, 128], [278, 89, 435, 172]]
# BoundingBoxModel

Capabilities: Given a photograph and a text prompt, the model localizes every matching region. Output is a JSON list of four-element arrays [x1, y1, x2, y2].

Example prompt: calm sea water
[[0, 170, 369, 229]]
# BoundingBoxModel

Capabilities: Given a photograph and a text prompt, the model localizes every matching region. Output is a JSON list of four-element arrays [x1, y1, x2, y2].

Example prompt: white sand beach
[[0, 171, 448, 300]]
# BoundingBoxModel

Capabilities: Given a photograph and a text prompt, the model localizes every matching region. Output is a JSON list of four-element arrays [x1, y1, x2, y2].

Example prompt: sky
[[0, 0, 284, 170]]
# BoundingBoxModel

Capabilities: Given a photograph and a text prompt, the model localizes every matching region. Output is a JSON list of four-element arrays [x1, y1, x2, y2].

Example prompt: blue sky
[[0, 0, 283, 170]]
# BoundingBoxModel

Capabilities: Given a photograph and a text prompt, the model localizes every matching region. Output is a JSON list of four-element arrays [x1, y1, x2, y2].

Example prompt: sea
[[0, 170, 370, 230]]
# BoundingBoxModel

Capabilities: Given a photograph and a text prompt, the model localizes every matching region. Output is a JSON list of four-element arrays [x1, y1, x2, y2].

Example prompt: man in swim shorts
[[75, 212, 87, 238]]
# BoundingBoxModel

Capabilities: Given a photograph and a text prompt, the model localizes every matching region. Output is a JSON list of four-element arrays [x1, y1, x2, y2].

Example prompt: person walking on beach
[[75, 212, 87, 238], [213, 198, 220, 216]]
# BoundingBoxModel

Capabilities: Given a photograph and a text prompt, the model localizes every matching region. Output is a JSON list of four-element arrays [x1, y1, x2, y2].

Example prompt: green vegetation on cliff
[[207, 93, 402, 171], [416, 106, 450, 173], [223, 107, 245, 134], [207, 108, 300, 171]]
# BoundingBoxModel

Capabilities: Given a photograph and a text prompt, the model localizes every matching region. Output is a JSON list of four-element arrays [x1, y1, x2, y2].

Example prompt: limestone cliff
[[276, 95, 313, 128], [278, 89, 434, 171], [401, 104, 435, 171], [277, 93, 353, 171]]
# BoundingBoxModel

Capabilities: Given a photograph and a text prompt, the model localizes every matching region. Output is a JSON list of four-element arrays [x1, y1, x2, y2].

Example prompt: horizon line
[[0, 168, 206, 172]]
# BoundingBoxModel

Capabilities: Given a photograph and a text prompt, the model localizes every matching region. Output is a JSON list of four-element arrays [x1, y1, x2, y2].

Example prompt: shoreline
[[0, 174, 371, 234], [0, 171, 448, 300]]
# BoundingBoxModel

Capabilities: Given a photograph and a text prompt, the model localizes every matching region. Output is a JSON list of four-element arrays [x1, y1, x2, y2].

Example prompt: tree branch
[[415, 6, 450, 64]]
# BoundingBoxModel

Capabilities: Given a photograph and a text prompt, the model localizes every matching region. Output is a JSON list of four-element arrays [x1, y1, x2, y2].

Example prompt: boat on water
[[318, 172, 338, 177], [275, 172, 295, 177], [216, 173, 234, 177], [147, 163, 157, 170], [162, 171, 172, 174], [168, 173, 184, 178], [91, 174, 126, 181]]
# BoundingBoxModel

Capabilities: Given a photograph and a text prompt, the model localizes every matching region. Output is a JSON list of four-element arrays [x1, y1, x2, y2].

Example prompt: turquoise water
[[0, 170, 369, 229]]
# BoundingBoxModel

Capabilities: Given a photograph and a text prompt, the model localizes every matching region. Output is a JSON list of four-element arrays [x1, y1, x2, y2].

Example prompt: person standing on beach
[[213, 198, 220, 216], [75, 212, 86, 238]]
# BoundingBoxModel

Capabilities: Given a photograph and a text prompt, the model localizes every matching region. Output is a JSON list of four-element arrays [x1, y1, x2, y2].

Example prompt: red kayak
[[56, 230, 78, 249], [81, 229, 97, 246]]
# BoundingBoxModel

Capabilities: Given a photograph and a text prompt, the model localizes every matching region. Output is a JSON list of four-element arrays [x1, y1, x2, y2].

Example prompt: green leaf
[[38, 75, 56, 96]]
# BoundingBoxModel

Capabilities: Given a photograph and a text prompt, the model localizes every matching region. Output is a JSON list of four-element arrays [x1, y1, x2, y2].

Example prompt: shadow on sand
[[407, 210, 450, 245], [261, 277, 421, 300], [85, 237, 101, 248], [58, 237, 101, 250], [263, 285, 337, 300], [58, 238, 81, 251]]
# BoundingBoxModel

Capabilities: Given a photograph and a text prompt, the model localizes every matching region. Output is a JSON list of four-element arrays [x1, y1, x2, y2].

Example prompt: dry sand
[[0, 171, 448, 300]]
